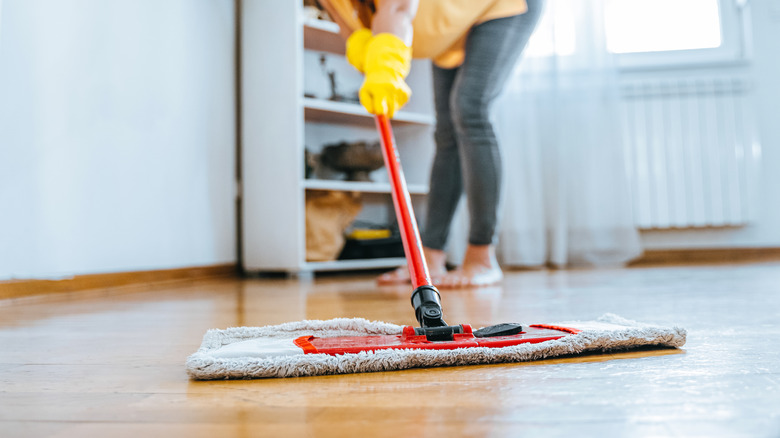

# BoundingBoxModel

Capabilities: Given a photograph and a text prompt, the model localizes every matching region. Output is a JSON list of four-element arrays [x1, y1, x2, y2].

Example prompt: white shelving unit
[[241, 2, 435, 274], [304, 257, 408, 272], [303, 179, 428, 195], [303, 97, 435, 126]]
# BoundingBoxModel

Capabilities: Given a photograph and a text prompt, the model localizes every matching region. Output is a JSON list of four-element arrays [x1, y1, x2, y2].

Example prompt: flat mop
[[187, 116, 686, 380]]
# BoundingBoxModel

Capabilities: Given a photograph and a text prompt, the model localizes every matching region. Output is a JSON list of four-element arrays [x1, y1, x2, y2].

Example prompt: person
[[320, 0, 543, 287]]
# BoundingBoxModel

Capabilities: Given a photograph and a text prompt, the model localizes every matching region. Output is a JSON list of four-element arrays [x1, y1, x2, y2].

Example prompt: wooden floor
[[2, 263, 779, 438]]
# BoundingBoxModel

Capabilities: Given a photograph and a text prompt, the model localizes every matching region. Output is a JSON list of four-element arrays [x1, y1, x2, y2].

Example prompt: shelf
[[304, 18, 339, 33], [304, 179, 428, 195], [303, 98, 435, 126], [305, 257, 405, 272], [303, 19, 344, 55], [242, 3, 435, 275]]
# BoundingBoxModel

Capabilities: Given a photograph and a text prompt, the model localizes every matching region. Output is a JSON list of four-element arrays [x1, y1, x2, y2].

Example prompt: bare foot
[[377, 247, 448, 285], [434, 244, 503, 288]]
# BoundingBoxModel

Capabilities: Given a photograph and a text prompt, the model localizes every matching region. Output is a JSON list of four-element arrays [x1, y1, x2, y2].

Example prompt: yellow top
[[412, 0, 528, 68], [337, 0, 528, 68]]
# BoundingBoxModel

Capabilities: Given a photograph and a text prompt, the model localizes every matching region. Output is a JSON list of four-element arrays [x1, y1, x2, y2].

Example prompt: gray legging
[[422, 0, 543, 250]]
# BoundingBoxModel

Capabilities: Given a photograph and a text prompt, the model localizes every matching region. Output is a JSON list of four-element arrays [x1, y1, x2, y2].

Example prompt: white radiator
[[620, 77, 761, 229]]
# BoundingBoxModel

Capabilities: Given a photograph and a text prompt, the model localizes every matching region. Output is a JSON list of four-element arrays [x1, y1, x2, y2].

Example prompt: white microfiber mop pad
[[186, 313, 686, 380]]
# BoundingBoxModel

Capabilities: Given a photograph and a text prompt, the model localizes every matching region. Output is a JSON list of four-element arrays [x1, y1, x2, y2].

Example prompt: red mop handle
[[375, 115, 432, 290]]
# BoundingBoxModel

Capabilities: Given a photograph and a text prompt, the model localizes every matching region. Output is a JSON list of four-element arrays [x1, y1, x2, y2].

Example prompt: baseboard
[[4, 249, 776, 300], [0, 264, 240, 301], [630, 248, 780, 267]]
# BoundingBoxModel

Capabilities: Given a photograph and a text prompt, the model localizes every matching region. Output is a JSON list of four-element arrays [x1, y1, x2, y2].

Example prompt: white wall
[[639, 0, 780, 250], [0, 0, 236, 280]]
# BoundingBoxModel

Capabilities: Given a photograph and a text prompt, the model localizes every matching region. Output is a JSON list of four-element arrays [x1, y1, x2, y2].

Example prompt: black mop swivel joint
[[411, 284, 465, 341], [411, 285, 447, 328]]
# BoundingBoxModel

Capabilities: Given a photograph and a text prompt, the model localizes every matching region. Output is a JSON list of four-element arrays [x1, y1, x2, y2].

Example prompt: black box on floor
[[338, 236, 405, 260]]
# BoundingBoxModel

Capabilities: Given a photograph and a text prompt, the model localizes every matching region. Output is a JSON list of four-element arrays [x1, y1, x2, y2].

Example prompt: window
[[605, 0, 749, 68], [605, 0, 723, 54], [524, 0, 749, 68]]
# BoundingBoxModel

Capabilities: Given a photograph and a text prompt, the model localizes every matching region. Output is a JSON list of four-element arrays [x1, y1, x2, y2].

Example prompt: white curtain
[[491, 0, 642, 268]]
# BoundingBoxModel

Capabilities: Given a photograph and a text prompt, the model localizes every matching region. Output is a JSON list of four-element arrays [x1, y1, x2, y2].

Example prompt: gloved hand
[[359, 33, 412, 118], [346, 28, 372, 73]]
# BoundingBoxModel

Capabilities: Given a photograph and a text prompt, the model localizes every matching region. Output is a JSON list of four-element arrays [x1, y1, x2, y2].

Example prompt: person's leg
[[438, 1, 544, 287], [421, 65, 463, 251], [377, 65, 457, 284]]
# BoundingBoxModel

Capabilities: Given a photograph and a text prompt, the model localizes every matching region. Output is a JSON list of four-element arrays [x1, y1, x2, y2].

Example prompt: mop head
[[186, 313, 686, 380]]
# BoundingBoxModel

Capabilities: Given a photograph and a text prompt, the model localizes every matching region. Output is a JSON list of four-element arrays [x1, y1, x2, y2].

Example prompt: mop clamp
[[411, 285, 446, 326], [412, 324, 466, 342], [411, 285, 457, 341]]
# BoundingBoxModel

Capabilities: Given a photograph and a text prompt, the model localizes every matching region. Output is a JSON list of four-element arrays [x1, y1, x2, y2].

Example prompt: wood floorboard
[[1, 263, 779, 437]]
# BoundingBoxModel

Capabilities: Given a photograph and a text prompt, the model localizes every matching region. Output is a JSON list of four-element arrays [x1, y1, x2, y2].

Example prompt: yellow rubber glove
[[346, 28, 372, 73], [360, 33, 412, 118]]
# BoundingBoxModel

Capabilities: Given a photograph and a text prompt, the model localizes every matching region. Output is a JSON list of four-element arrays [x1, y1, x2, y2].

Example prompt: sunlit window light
[[524, 0, 724, 57], [604, 0, 722, 53]]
